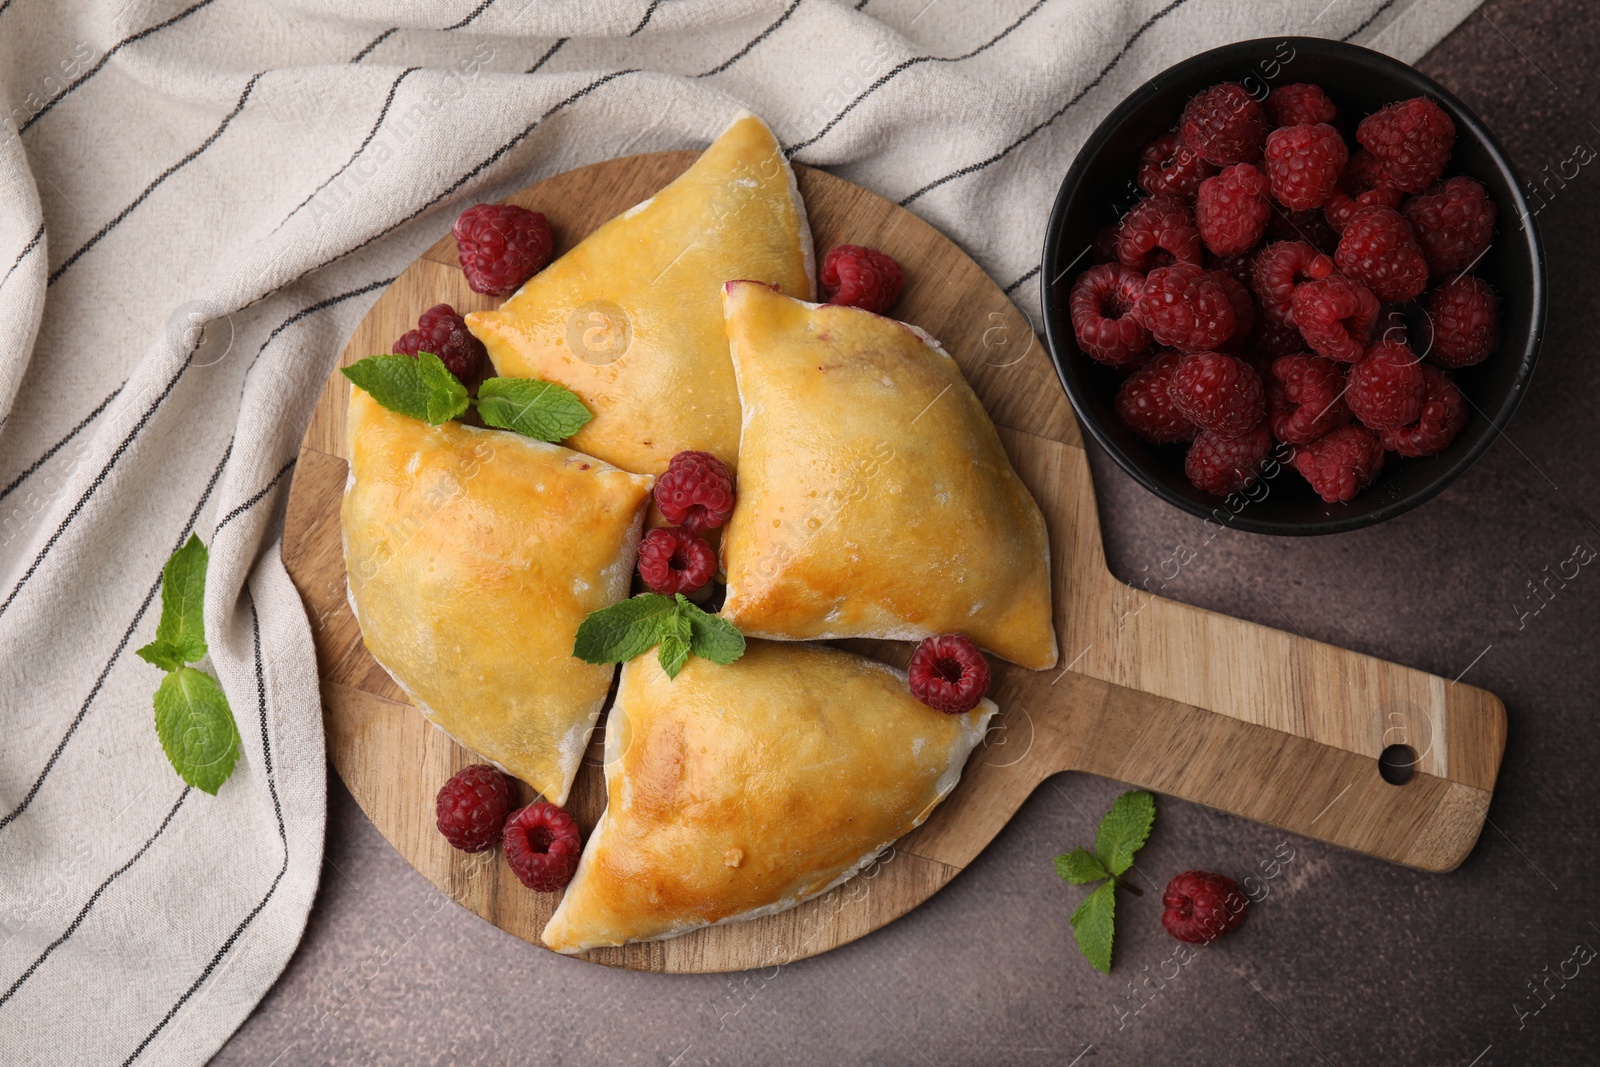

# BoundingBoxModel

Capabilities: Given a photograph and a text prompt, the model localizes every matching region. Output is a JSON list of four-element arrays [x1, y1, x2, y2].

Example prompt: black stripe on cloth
[[526, 37, 568, 73], [443, 0, 496, 31], [0, 222, 44, 290], [1341, 0, 1395, 40], [898, 0, 1194, 206], [350, 27, 397, 62], [855, 0, 870, 9], [213, 457, 296, 535], [0, 788, 190, 1009], [0, 0, 14, 21], [0, 383, 124, 504], [630, 0, 665, 35], [1003, 264, 1040, 296], [18, 0, 219, 135], [788, 0, 1049, 155], [276, 68, 420, 230], [697, 0, 803, 78]]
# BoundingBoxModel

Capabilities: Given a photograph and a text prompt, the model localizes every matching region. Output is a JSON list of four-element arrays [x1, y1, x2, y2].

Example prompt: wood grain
[[281, 151, 1506, 974]]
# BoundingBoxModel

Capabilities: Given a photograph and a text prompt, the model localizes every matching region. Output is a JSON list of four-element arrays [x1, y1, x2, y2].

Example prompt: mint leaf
[[417, 352, 471, 424], [136, 533, 208, 670], [344, 353, 469, 424], [1094, 790, 1155, 876], [677, 595, 746, 665], [573, 594, 680, 665], [153, 666, 240, 795], [657, 611, 692, 678], [1054, 848, 1110, 885], [1070, 880, 1117, 975], [476, 377, 593, 442]]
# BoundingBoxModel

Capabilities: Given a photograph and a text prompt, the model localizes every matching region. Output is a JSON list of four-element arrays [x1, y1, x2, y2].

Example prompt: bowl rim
[[1039, 35, 1547, 536]]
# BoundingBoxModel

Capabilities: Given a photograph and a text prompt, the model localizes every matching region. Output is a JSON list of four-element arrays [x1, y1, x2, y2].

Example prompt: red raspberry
[[503, 801, 582, 891], [1423, 275, 1500, 369], [1290, 275, 1378, 363], [654, 449, 735, 533], [1356, 97, 1456, 193], [1167, 351, 1264, 437], [1324, 150, 1403, 233], [1069, 264, 1152, 368], [1265, 83, 1337, 127], [1264, 204, 1338, 253], [1116, 194, 1203, 271], [1135, 263, 1235, 351], [1137, 131, 1217, 198], [1093, 224, 1121, 263], [1195, 164, 1271, 256], [1402, 176, 1497, 275], [1180, 83, 1269, 167], [1263, 123, 1348, 211], [1185, 424, 1272, 496], [1161, 870, 1248, 943], [453, 203, 554, 297], [1248, 316, 1306, 362], [1334, 206, 1429, 302], [1347, 340, 1425, 430], [1209, 269, 1255, 353], [393, 303, 488, 381], [1115, 352, 1197, 444], [636, 526, 716, 595], [821, 244, 903, 313], [1292, 424, 1385, 503], [1381, 365, 1468, 457], [907, 633, 991, 714], [1251, 240, 1334, 322], [1267, 353, 1351, 445], [435, 764, 512, 854]]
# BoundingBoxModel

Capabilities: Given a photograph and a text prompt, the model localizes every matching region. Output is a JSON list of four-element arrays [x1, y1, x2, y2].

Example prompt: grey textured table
[[217, 4, 1600, 1063]]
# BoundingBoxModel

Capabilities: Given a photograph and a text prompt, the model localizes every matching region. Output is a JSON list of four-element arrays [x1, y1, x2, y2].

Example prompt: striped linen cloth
[[0, 0, 1481, 1062]]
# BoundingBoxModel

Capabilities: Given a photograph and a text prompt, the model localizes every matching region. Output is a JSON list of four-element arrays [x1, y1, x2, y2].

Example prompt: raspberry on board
[[821, 244, 904, 313], [1356, 97, 1456, 194], [1185, 424, 1273, 496], [393, 303, 488, 381], [1117, 194, 1204, 271], [1209, 269, 1256, 353], [1265, 83, 1338, 128], [1135, 263, 1236, 352], [1137, 130, 1217, 198], [1292, 423, 1385, 503], [1167, 350, 1264, 438], [637, 526, 717, 595], [1263, 123, 1349, 211], [1334, 205, 1429, 302], [1290, 275, 1379, 363], [907, 634, 991, 713], [1180, 82, 1269, 167], [1115, 352, 1197, 444], [453, 203, 554, 297], [1251, 240, 1334, 322], [1267, 353, 1351, 445], [1402, 176, 1497, 275], [1161, 870, 1248, 943], [503, 802, 582, 892], [655, 450, 736, 533], [435, 764, 512, 854], [1381, 364, 1468, 457], [1069, 263, 1152, 368], [1423, 275, 1500, 369], [1196, 164, 1272, 256], [1347, 339, 1426, 430]]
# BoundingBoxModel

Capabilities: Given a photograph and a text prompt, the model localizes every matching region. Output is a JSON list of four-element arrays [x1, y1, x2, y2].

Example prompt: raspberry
[[1423, 275, 1500, 369], [1135, 263, 1235, 351], [1069, 264, 1152, 368], [1381, 365, 1468, 457], [1195, 164, 1271, 256], [393, 303, 488, 381], [1161, 870, 1248, 943], [435, 764, 512, 854], [1206, 249, 1256, 289], [1402, 176, 1497, 274], [503, 801, 582, 891], [821, 244, 903, 313], [637, 526, 716, 595], [1115, 352, 1197, 444], [1292, 423, 1385, 503], [1093, 224, 1121, 263], [453, 203, 554, 297], [1167, 351, 1264, 437], [1116, 194, 1203, 271], [1347, 340, 1425, 430], [1263, 123, 1348, 211], [907, 633, 991, 714], [1290, 275, 1378, 363], [1185, 424, 1272, 496], [1137, 131, 1217, 198], [1334, 206, 1429, 302], [1357, 97, 1456, 194], [1248, 316, 1307, 362], [1251, 240, 1334, 322], [1180, 83, 1269, 167], [1265, 83, 1338, 127], [654, 449, 735, 533], [1264, 204, 1338, 253], [1209, 269, 1255, 353], [1267, 353, 1351, 444]]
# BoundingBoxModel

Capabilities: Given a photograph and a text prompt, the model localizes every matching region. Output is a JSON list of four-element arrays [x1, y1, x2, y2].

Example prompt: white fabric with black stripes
[[0, 0, 1481, 1061]]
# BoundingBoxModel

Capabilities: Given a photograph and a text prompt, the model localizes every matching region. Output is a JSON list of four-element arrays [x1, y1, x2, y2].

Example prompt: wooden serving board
[[281, 152, 1506, 974]]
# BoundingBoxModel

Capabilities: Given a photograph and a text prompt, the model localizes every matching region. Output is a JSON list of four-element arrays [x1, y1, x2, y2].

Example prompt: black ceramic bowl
[[1040, 37, 1544, 535]]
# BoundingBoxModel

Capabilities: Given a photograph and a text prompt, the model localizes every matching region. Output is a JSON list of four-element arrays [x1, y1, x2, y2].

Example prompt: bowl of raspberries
[[1041, 37, 1543, 534]]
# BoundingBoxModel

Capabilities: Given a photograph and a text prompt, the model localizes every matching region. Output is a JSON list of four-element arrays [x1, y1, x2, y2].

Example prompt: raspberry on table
[[1185, 423, 1273, 495], [503, 801, 582, 892], [1347, 339, 1426, 430], [1402, 176, 1497, 275], [1267, 353, 1351, 444], [1263, 123, 1348, 211], [1069, 263, 1152, 368], [907, 634, 991, 713], [1356, 97, 1456, 193], [1161, 870, 1248, 943], [1381, 365, 1468, 457], [1117, 194, 1204, 271], [1251, 240, 1334, 322], [435, 764, 512, 854], [1196, 164, 1272, 256], [821, 244, 903, 313], [655, 449, 736, 533], [1115, 352, 1197, 444], [1137, 130, 1217, 198], [1209, 269, 1256, 353], [1423, 275, 1500, 369], [637, 526, 717, 595], [1265, 83, 1338, 127], [1290, 275, 1378, 363], [1167, 350, 1264, 438], [1180, 83, 1269, 166], [1334, 205, 1429, 302], [453, 203, 554, 297], [1292, 423, 1385, 502], [1135, 263, 1236, 351], [393, 303, 488, 381], [1264, 204, 1338, 253]]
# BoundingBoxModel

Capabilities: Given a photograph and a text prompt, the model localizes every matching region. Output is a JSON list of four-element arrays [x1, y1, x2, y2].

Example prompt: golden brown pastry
[[717, 281, 1058, 669], [464, 112, 814, 476], [342, 387, 654, 803], [541, 640, 995, 953]]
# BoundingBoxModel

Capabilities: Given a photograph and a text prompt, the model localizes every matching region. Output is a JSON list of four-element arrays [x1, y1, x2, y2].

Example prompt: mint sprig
[[573, 593, 746, 679], [342, 353, 592, 443], [476, 377, 593, 441], [1054, 789, 1156, 974], [135, 535, 241, 795]]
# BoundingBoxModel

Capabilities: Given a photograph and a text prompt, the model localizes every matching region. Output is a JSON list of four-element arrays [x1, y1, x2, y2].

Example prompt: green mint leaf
[[1054, 848, 1110, 885], [573, 594, 680, 665], [657, 610, 693, 678], [153, 666, 241, 795], [136, 533, 209, 669], [1094, 790, 1156, 877], [417, 352, 471, 424], [677, 595, 746, 665], [1070, 880, 1117, 974], [135, 640, 188, 672], [476, 376, 593, 442], [343, 355, 433, 421]]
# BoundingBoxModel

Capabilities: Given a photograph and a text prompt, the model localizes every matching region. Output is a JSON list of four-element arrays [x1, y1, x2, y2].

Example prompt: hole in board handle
[[1378, 743, 1418, 785]]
